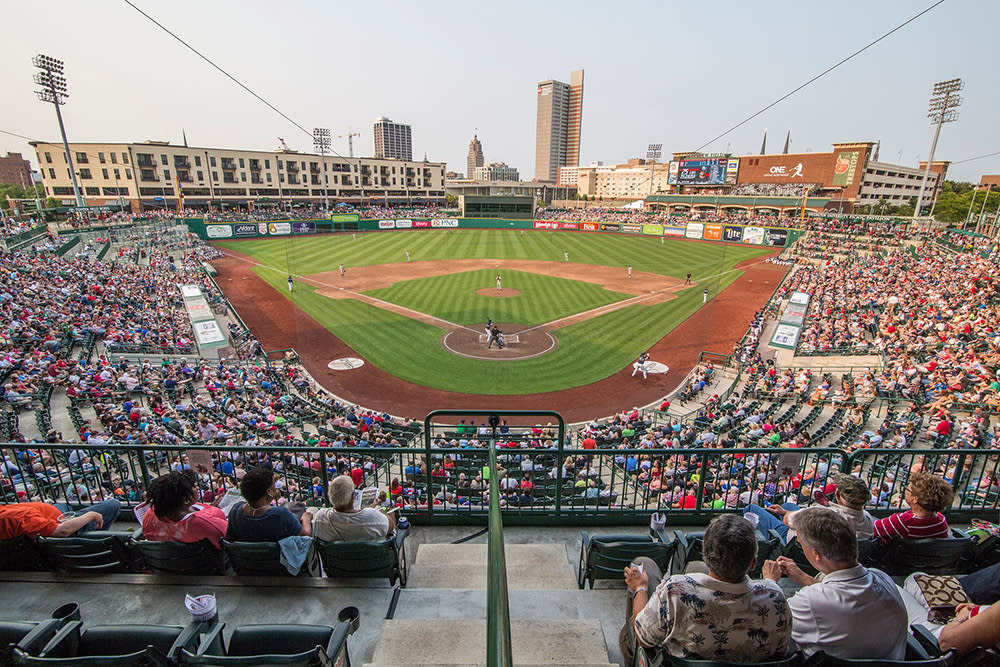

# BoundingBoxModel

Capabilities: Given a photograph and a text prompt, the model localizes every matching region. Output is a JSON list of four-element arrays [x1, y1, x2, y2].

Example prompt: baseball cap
[[832, 473, 870, 506]]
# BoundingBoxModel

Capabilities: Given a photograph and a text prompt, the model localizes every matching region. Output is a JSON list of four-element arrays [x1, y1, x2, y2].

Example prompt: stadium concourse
[[1, 209, 1000, 665]]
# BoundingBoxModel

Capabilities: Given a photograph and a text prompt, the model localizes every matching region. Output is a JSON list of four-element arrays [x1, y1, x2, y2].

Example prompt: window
[[48, 168, 55, 179], [212, 171, 218, 181], [110, 152, 117, 164], [114, 169, 120, 179], [75, 152, 88, 163], [161, 154, 168, 165], [86, 187, 100, 196], [239, 158, 245, 168], [164, 170, 171, 180], [122, 153, 129, 164], [79, 168, 92, 179], [266, 173, 272, 183], [240, 173, 246, 182], [197, 171, 204, 181], [45, 152, 52, 163], [210, 157, 217, 167], [102, 169, 109, 179], [279, 173, 285, 183], [265, 159, 270, 169], [125, 169, 131, 179], [277, 160, 283, 169], [98, 152, 106, 164], [195, 156, 202, 166]]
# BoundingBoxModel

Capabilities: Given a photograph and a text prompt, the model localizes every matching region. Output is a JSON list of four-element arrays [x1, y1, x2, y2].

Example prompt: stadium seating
[[132, 539, 227, 576], [37, 533, 135, 574], [577, 532, 677, 589], [314, 527, 409, 586]]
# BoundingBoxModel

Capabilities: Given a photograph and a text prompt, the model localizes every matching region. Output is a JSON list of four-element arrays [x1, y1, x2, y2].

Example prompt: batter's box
[[478, 334, 520, 344]]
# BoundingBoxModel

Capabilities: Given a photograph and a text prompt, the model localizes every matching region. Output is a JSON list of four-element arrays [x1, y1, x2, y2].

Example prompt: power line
[[0, 129, 38, 142], [122, 0, 345, 158], [695, 0, 945, 152], [951, 150, 1000, 165]]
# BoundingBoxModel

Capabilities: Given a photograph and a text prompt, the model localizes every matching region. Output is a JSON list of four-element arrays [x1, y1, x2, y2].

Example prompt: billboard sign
[[395, 219, 413, 228], [330, 213, 359, 223], [664, 225, 685, 237], [379, 220, 395, 229], [685, 222, 704, 239], [206, 225, 233, 239], [581, 222, 599, 231], [704, 224, 723, 241], [193, 319, 227, 347], [185, 297, 214, 322], [413, 220, 431, 228], [642, 224, 663, 236], [724, 158, 740, 185], [233, 223, 258, 237], [430, 218, 458, 227], [600, 223, 620, 232], [765, 228, 788, 246], [723, 225, 743, 242], [769, 323, 802, 350], [180, 285, 202, 299], [832, 151, 861, 186], [533, 220, 559, 230], [668, 158, 727, 185], [292, 221, 316, 234], [559, 221, 579, 230], [622, 224, 642, 234], [742, 226, 765, 245], [268, 222, 291, 235], [789, 291, 811, 306]]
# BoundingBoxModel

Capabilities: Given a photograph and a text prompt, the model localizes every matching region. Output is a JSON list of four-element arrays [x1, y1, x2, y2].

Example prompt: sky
[[1, 0, 998, 183]]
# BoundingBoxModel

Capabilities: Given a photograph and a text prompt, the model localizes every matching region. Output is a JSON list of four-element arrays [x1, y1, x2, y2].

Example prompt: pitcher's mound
[[443, 323, 556, 360], [476, 288, 521, 298]]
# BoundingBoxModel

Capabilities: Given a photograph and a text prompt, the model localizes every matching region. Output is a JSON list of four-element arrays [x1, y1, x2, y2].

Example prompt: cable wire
[[123, 0, 344, 157]]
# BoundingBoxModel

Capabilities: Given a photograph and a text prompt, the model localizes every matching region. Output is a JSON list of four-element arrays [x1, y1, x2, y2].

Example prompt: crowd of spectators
[[730, 182, 819, 197]]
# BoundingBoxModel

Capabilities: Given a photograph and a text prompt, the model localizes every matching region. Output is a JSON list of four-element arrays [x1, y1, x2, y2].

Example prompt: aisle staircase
[[364, 543, 618, 667]]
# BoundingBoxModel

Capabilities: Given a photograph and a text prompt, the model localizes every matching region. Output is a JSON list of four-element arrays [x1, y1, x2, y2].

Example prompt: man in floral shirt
[[621, 514, 790, 663]]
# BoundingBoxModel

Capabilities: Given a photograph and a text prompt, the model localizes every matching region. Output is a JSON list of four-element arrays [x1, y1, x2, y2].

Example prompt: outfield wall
[[186, 216, 802, 248]]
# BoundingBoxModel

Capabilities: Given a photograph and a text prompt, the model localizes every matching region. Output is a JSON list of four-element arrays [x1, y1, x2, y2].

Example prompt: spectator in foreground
[[312, 476, 395, 542], [0, 498, 121, 539], [939, 601, 1000, 655], [621, 514, 790, 664], [763, 507, 907, 659], [225, 467, 311, 542], [140, 470, 227, 547], [872, 472, 954, 541], [747, 473, 875, 541]]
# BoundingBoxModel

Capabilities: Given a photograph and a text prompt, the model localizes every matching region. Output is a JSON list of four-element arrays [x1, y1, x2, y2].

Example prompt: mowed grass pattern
[[365, 269, 630, 327], [217, 230, 771, 394]]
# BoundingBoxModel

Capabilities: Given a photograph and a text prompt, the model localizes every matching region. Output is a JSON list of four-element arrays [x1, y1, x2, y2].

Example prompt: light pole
[[33, 54, 85, 209], [913, 78, 963, 223], [313, 127, 331, 212]]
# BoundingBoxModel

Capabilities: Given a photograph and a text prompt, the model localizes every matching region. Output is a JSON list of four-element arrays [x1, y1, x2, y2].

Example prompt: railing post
[[554, 431, 565, 516], [424, 417, 434, 522], [486, 420, 513, 667]]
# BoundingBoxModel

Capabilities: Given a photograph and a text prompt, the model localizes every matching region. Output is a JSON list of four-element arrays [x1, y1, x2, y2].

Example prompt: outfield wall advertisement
[[190, 216, 795, 247]]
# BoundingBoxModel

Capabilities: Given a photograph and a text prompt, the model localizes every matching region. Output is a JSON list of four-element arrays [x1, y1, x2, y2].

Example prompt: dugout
[[461, 195, 534, 219]]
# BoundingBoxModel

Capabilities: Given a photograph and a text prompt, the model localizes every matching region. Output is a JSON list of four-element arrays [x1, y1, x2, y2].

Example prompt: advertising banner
[[832, 151, 860, 186], [581, 222, 599, 231], [413, 220, 431, 228], [184, 297, 214, 322], [742, 226, 765, 245], [765, 228, 788, 246], [206, 225, 233, 239], [291, 221, 316, 234], [664, 225, 685, 237], [180, 285, 202, 299], [724, 158, 740, 185], [558, 221, 579, 230], [267, 222, 291, 235], [395, 219, 413, 228], [330, 213, 360, 223], [668, 158, 727, 185], [769, 323, 802, 350], [430, 218, 458, 227], [621, 224, 642, 234], [704, 224, 723, 241], [723, 225, 743, 242], [642, 224, 663, 236], [534, 220, 559, 230], [600, 223, 621, 232], [233, 223, 258, 237], [685, 222, 704, 239], [789, 291, 811, 306], [193, 319, 227, 347], [668, 161, 679, 182], [783, 303, 808, 321], [379, 220, 395, 229], [258, 223, 269, 235]]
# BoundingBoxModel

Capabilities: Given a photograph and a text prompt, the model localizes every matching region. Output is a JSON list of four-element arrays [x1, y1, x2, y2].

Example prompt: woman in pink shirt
[[141, 470, 227, 547]]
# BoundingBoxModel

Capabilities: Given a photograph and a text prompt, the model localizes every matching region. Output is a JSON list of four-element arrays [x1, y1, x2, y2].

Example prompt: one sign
[[413, 220, 431, 228], [558, 221, 578, 230], [581, 222, 599, 231], [789, 292, 811, 306], [185, 297, 214, 322], [664, 225, 686, 237], [206, 225, 233, 239], [185, 449, 214, 474], [724, 158, 740, 185], [622, 224, 642, 234], [600, 223, 621, 232]]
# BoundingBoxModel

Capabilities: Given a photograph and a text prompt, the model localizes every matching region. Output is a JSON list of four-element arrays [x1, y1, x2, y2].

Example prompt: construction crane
[[276, 137, 292, 152], [335, 129, 361, 157]]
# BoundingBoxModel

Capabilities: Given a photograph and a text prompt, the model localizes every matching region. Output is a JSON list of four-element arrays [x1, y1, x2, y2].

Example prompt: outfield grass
[[216, 230, 771, 394]]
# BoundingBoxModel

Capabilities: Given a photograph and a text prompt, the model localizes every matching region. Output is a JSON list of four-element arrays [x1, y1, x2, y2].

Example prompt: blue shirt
[[225, 502, 302, 542]]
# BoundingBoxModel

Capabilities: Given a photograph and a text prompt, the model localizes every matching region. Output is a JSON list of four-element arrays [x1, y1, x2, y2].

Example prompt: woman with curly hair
[[872, 472, 954, 541], [141, 470, 227, 547]]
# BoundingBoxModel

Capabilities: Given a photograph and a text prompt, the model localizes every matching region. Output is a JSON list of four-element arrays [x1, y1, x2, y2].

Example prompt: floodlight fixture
[[313, 127, 331, 211], [33, 53, 83, 208], [913, 77, 964, 222]]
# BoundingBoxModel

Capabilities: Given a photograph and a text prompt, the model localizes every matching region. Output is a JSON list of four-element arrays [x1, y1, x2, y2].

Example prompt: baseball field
[[213, 229, 778, 404]]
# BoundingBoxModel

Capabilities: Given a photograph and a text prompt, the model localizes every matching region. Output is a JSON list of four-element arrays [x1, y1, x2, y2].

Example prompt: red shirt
[[581, 437, 597, 450], [0, 503, 61, 539], [140, 504, 227, 547], [873, 510, 949, 541], [351, 468, 365, 487]]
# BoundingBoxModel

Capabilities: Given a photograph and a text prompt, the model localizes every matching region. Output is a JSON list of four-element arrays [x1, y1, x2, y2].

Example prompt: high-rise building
[[373, 117, 412, 161], [534, 69, 583, 182], [474, 162, 519, 182], [0, 152, 33, 187], [467, 135, 484, 182]]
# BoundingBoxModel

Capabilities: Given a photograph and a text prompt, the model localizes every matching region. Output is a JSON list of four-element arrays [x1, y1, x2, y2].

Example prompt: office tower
[[534, 69, 583, 182], [373, 117, 412, 161], [467, 135, 484, 181]]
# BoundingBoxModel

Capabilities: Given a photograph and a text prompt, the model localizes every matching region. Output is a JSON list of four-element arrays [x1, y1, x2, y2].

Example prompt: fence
[[5, 435, 999, 525]]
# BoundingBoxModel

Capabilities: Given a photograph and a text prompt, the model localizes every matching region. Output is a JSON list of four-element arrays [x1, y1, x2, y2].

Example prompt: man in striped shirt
[[872, 472, 953, 541]]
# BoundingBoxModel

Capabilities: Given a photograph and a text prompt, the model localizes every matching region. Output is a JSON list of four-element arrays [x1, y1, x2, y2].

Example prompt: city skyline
[[1, 0, 998, 184]]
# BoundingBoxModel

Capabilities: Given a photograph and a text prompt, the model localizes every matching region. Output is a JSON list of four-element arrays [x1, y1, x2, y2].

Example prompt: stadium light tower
[[34, 54, 85, 209], [913, 77, 963, 221], [313, 127, 332, 212]]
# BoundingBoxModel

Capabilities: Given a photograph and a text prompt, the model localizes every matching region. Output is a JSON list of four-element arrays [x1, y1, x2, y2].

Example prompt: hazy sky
[[2, 0, 998, 182]]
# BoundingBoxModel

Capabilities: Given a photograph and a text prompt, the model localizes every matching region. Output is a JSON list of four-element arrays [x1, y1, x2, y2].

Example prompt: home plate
[[645, 361, 670, 374], [328, 358, 364, 370]]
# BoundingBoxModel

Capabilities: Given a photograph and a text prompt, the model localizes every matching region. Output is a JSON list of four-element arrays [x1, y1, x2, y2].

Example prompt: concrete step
[[408, 544, 577, 589], [366, 619, 613, 666]]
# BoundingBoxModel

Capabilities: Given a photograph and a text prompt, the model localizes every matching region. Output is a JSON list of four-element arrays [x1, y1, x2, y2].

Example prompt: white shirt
[[786, 565, 907, 659]]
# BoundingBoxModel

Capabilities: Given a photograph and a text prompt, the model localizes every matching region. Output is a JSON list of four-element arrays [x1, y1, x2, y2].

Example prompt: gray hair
[[794, 507, 858, 564], [702, 514, 757, 583]]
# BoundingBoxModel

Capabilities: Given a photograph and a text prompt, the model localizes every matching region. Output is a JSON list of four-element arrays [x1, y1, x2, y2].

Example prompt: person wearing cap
[[312, 475, 395, 542], [762, 507, 907, 660], [744, 473, 875, 542]]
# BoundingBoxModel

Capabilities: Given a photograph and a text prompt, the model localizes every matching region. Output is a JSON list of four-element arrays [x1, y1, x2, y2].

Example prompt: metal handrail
[[487, 432, 513, 667]]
